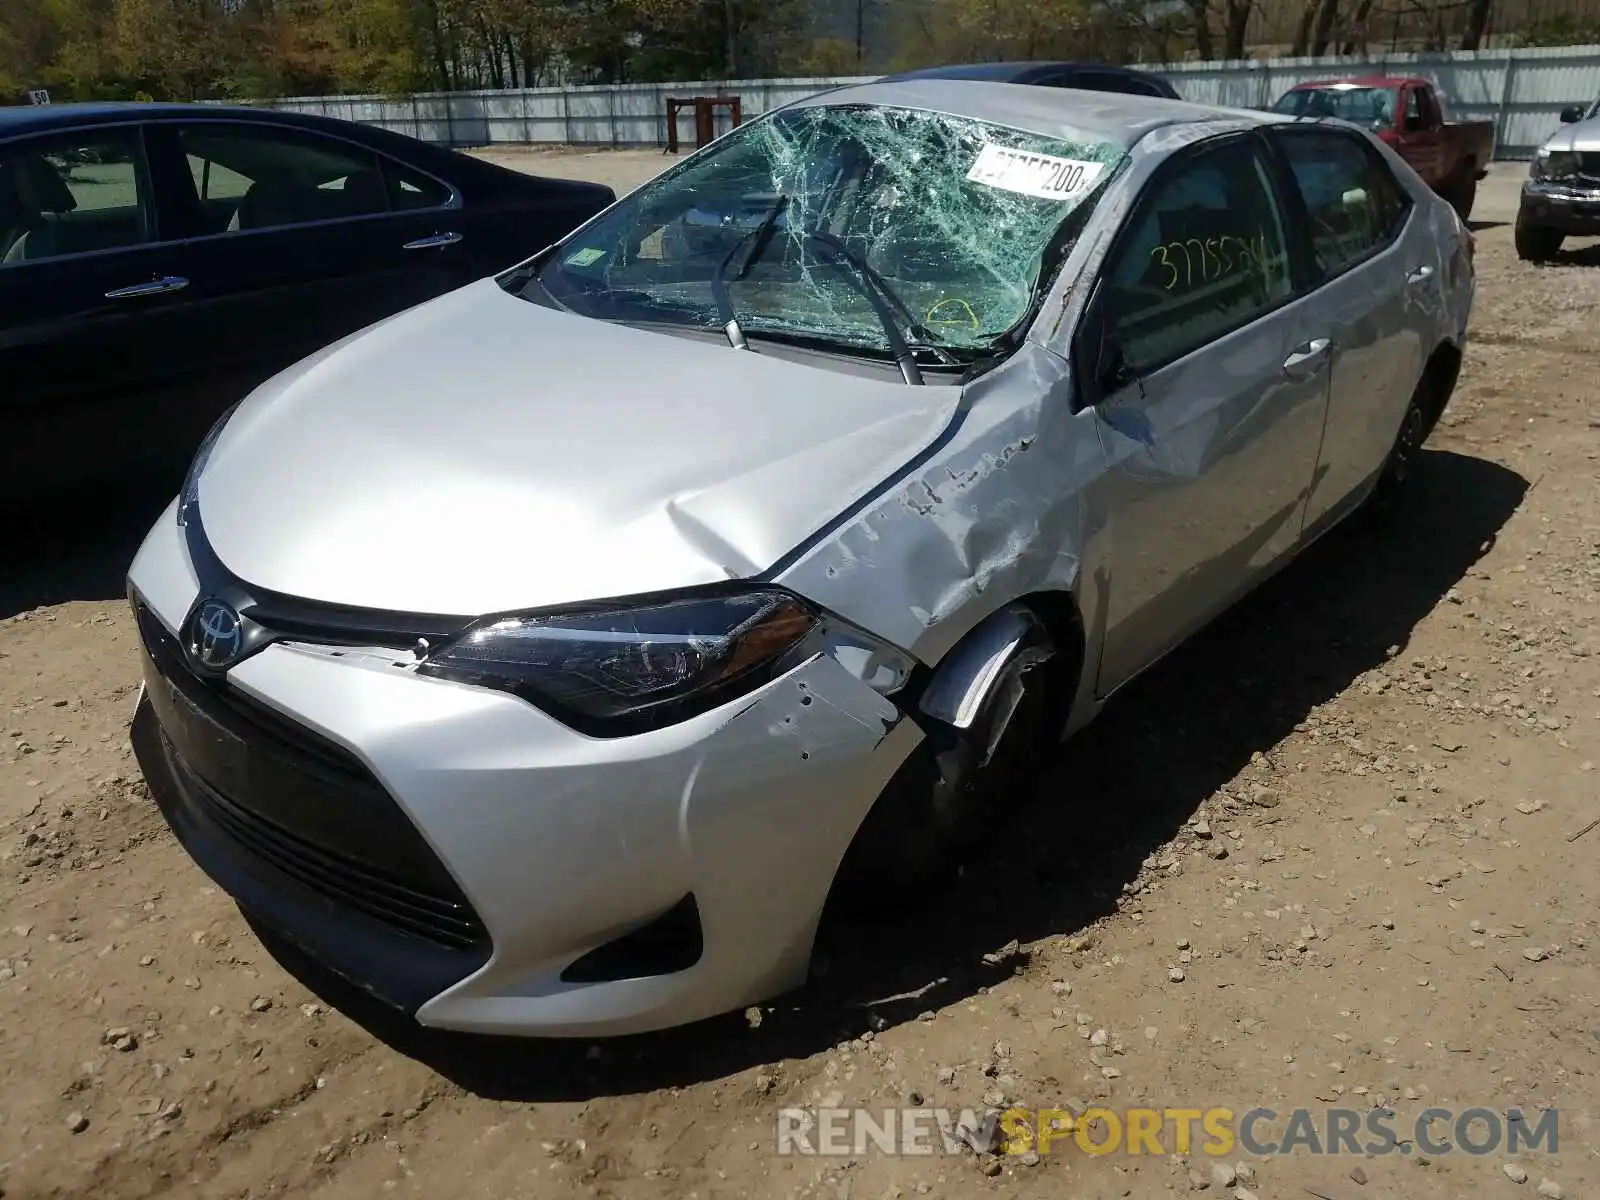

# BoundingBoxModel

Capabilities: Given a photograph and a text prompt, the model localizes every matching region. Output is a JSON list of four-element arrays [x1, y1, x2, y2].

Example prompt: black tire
[[1365, 380, 1429, 516], [825, 609, 1067, 912], [1515, 213, 1563, 263], [1448, 171, 1477, 223]]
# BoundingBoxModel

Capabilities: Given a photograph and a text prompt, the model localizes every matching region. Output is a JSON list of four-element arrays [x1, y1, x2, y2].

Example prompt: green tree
[[891, 0, 1092, 69], [1512, 11, 1600, 46], [797, 35, 863, 74]]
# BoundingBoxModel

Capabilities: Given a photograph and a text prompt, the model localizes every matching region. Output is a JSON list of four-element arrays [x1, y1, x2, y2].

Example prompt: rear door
[[1268, 125, 1425, 534], [150, 119, 468, 406], [0, 123, 198, 500]]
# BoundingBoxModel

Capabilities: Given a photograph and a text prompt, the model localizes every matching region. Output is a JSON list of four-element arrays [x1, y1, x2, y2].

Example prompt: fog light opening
[[559, 894, 704, 983]]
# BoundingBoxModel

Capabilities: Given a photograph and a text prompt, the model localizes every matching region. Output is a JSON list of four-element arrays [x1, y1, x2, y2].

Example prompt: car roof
[[1, 101, 233, 132], [1289, 76, 1428, 90], [882, 61, 1169, 85], [789, 79, 1252, 146], [0, 101, 364, 139]]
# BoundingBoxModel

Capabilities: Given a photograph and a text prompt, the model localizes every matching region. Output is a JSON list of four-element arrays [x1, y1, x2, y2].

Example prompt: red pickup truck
[[1271, 77, 1495, 220]]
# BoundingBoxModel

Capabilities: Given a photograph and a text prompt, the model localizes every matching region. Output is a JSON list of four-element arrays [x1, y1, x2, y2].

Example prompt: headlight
[[418, 589, 830, 734], [176, 403, 240, 527], [1531, 150, 1578, 180]]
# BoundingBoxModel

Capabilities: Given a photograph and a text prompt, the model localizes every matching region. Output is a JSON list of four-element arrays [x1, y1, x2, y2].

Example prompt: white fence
[[253, 43, 1600, 160]]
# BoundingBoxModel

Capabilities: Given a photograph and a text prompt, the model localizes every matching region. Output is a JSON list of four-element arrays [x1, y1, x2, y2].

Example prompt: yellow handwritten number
[[1149, 244, 1178, 290]]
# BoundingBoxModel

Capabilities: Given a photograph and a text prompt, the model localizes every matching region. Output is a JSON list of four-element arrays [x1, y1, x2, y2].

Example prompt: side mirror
[[1071, 283, 1140, 412], [1099, 338, 1137, 397], [1560, 104, 1584, 124]]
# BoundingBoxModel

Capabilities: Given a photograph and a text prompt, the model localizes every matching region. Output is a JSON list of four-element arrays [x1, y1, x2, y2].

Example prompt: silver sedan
[[127, 80, 1475, 1036]]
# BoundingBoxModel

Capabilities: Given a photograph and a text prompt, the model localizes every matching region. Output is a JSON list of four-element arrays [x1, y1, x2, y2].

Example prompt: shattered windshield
[[520, 104, 1127, 358], [1272, 86, 1398, 126]]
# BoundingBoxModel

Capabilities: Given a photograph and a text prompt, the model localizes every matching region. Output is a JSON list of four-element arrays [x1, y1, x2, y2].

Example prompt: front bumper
[[128, 503, 922, 1036], [1520, 181, 1600, 235]]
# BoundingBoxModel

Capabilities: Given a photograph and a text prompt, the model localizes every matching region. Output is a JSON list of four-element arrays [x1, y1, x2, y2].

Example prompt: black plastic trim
[[559, 894, 704, 983], [134, 698, 488, 1012], [179, 505, 471, 670]]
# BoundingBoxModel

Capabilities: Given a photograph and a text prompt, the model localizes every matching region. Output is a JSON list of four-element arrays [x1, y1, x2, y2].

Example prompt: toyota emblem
[[188, 599, 244, 671]]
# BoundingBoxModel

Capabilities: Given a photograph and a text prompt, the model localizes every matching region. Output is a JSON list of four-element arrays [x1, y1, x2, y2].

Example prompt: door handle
[[402, 231, 463, 250], [1406, 264, 1435, 285], [1282, 337, 1332, 378], [105, 275, 189, 299]]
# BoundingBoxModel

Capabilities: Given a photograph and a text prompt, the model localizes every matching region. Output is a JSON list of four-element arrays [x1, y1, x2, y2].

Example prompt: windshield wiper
[[800, 230, 926, 385], [711, 205, 951, 385], [712, 195, 790, 351]]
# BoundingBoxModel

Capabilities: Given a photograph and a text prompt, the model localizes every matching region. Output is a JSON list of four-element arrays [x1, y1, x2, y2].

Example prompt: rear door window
[[382, 159, 453, 211], [176, 124, 391, 235], [1271, 128, 1411, 280]]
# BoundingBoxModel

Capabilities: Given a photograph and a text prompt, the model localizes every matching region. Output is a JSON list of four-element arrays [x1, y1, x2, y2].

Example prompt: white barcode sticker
[[966, 143, 1107, 202]]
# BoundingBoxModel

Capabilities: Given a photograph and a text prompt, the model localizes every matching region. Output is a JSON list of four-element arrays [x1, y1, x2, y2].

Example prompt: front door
[[0, 124, 197, 501], [1087, 134, 1331, 695]]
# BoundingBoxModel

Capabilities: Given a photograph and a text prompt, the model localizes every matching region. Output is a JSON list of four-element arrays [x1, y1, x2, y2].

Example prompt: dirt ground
[[1, 158, 1597, 1200]]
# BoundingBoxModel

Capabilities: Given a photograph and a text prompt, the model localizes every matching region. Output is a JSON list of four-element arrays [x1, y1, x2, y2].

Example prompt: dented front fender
[[777, 343, 1109, 673]]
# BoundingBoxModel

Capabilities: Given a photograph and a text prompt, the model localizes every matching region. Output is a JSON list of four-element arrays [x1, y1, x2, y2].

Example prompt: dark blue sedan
[[0, 102, 614, 505]]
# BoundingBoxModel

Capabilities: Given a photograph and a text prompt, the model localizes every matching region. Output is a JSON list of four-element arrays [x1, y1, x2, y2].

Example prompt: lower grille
[[135, 601, 488, 952], [163, 747, 484, 947]]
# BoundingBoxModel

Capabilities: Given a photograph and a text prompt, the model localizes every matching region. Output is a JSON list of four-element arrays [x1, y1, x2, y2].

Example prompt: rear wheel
[[1366, 379, 1429, 516], [1515, 213, 1563, 262]]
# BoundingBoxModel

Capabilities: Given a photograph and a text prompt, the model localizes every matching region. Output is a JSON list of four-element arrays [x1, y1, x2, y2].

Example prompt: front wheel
[[1515, 213, 1563, 263], [824, 608, 1067, 910]]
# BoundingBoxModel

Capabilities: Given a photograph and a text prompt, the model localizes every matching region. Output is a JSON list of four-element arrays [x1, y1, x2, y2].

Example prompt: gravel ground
[[0, 158, 1596, 1200]]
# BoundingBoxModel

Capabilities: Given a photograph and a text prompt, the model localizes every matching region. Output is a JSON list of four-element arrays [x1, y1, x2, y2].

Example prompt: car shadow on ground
[[0, 481, 177, 621], [250, 447, 1526, 1102], [1466, 219, 1507, 233]]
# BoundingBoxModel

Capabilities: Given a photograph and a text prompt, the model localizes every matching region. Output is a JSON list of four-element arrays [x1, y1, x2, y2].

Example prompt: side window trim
[[1071, 131, 1297, 410], [162, 118, 461, 247], [1256, 127, 1322, 295], [0, 122, 162, 270], [378, 153, 459, 213], [1266, 126, 1414, 285]]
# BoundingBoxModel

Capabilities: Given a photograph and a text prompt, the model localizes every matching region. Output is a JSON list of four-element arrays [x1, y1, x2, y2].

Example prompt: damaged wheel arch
[[823, 593, 1084, 913]]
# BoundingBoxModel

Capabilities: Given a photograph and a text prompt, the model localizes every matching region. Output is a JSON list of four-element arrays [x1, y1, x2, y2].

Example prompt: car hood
[[1543, 117, 1600, 154], [197, 278, 961, 616]]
